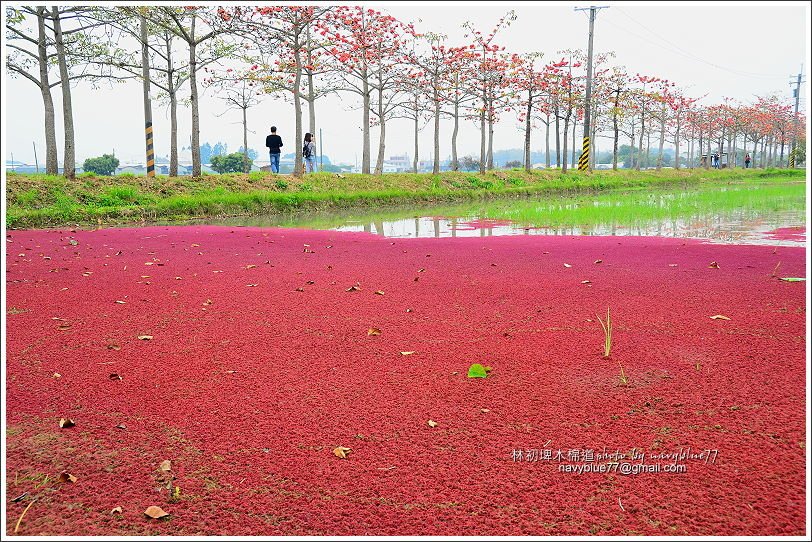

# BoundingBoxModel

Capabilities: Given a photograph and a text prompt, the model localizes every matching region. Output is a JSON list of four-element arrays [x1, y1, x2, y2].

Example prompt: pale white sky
[[2, 1, 809, 166]]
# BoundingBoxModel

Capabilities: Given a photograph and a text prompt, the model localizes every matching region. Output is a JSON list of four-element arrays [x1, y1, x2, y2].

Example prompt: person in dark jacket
[[265, 126, 283, 173]]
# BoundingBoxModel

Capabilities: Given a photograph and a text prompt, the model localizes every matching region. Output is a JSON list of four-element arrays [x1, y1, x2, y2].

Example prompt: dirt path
[[5, 226, 806, 535]]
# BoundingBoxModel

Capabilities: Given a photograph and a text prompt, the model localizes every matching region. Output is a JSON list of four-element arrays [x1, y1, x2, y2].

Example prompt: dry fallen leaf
[[668, 264, 678, 267], [333, 446, 352, 459], [245, 265, 256, 269], [159, 460, 172, 472], [581, 280, 591, 284], [400, 351, 415, 356], [144, 506, 169, 519], [709, 261, 720, 269], [427, 420, 438, 428], [203, 299, 213, 306], [53, 373, 61, 379], [58, 471, 77, 483], [480, 408, 490, 413], [594, 259, 603, 264], [374, 290, 385, 295], [564, 263, 572, 268], [137, 335, 153, 341], [115, 300, 126, 304], [111, 506, 122, 514], [59, 418, 75, 428], [295, 287, 304, 292], [107, 344, 121, 351], [367, 328, 382, 336], [246, 283, 258, 287], [709, 315, 731, 320], [108, 373, 123, 381], [115, 423, 126, 430], [346, 284, 360, 292]]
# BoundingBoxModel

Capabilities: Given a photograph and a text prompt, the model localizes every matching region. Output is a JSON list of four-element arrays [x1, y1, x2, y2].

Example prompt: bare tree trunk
[[52, 7, 75, 179], [487, 114, 494, 170], [36, 8, 58, 174], [637, 107, 645, 170], [590, 123, 597, 169], [656, 103, 666, 169], [612, 92, 619, 170], [413, 115, 419, 173], [705, 134, 712, 170], [571, 116, 577, 168], [159, 35, 178, 176], [778, 137, 785, 167], [674, 116, 680, 169], [479, 104, 486, 174], [562, 116, 569, 173], [544, 114, 551, 168], [292, 43, 304, 177], [554, 105, 561, 167], [242, 106, 250, 173], [362, 70, 371, 174], [374, 87, 385, 175], [451, 98, 459, 171], [433, 89, 440, 174], [189, 28, 202, 177], [689, 132, 694, 168], [730, 130, 736, 169], [169, 88, 178, 176], [524, 96, 532, 171]]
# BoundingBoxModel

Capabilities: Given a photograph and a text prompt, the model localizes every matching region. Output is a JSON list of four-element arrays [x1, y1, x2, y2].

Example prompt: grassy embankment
[[4, 167, 805, 229]]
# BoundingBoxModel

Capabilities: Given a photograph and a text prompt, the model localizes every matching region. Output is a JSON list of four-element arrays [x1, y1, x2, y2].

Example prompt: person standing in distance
[[303, 133, 316, 173], [266, 126, 283, 174]]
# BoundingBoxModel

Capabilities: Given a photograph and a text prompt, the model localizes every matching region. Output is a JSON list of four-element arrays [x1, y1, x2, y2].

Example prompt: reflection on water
[[169, 181, 806, 246], [334, 210, 805, 246]]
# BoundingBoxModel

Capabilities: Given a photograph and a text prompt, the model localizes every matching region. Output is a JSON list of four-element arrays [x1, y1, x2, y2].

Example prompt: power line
[[605, 7, 790, 80]]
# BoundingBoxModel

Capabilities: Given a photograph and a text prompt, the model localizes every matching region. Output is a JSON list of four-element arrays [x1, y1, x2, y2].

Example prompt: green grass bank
[[4, 167, 805, 229]]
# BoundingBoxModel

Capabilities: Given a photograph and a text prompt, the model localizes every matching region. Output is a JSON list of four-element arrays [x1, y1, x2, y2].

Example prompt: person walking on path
[[744, 153, 751, 168], [303, 133, 316, 173], [266, 126, 283, 174]]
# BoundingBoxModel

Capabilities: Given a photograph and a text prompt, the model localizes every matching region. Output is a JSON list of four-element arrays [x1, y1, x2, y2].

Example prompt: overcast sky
[[2, 1, 809, 166]]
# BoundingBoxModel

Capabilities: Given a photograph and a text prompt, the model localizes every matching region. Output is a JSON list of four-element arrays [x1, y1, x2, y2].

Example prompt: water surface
[[171, 180, 807, 246]]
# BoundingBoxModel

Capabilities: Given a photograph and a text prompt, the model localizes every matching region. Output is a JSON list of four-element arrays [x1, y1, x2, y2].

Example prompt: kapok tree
[[509, 52, 547, 171], [462, 10, 516, 173], [319, 6, 407, 174], [231, 5, 329, 177], [403, 31, 470, 174]]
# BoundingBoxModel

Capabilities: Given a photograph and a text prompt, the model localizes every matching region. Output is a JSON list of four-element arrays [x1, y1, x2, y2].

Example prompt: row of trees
[[6, 5, 806, 178]]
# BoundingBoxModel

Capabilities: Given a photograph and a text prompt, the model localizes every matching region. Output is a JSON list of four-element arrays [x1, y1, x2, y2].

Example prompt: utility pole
[[789, 66, 804, 169], [140, 13, 155, 178], [575, 5, 609, 172]]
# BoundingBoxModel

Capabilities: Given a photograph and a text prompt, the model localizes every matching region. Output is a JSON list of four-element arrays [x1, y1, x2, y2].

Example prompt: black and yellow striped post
[[578, 136, 590, 171], [145, 121, 155, 177]]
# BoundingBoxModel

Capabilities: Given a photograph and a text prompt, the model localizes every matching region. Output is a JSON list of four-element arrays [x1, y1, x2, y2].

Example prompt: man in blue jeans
[[265, 126, 283, 173]]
